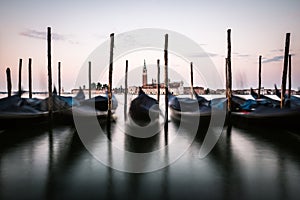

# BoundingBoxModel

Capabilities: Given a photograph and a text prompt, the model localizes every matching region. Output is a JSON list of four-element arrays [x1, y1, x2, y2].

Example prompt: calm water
[[1, 94, 300, 200]]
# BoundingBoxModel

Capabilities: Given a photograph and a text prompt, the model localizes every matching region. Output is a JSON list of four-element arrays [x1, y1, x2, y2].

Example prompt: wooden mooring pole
[[190, 62, 194, 98], [225, 58, 228, 98], [88, 61, 91, 99], [281, 33, 290, 109], [258, 55, 262, 98], [157, 59, 160, 103], [124, 60, 128, 121], [108, 33, 114, 125], [288, 54, 292, 99], [18, 58, 22, 96], [58, 62, 61, 96], [164, 34, 169, 136], [28, 58, 32, 98], [227, 29, 232, 113], [47, 27, 53, 118], [6, 68, 12, 97]]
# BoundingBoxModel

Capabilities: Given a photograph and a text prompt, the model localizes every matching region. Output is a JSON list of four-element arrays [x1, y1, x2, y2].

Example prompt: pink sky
[[0, 0, 300, 92]]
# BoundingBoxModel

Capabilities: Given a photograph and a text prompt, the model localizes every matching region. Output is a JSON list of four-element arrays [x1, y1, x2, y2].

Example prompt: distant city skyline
[[1, 0, 300, 92]]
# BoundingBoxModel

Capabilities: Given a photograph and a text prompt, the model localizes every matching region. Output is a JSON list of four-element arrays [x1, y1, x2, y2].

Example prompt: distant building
[[129, 86, 138, 94], [70, 60, 219, 96], [234, 89, 249, 95], [169, 81, 184, 95], [140, 60, 184, 95], [71, 89, 106, 95], [215, 89, 226, 95], [183, 86, 204, 95]]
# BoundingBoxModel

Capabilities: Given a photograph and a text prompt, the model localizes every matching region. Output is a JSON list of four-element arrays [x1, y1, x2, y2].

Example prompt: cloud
[[263, 55, 283, 63], [262, 54, 296, 63], [20, 29, 78, 44], [20, 29, 46, 40], [233, 52, 250, 57], [190, 52, 218, 58], [270, 49, 283, 52], [237, 54, 250, 57]]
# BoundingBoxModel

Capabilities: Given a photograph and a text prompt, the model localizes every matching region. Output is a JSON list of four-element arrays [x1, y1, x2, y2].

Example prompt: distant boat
[[129, 87, 160, 126]]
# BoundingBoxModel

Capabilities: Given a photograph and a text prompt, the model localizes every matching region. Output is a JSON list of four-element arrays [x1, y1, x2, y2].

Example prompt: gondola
[[80, 92, 118, 111], [168, 91, 211, 124], [129, 87, 160, 126], [230, 89, 300, 129], [230, 104, 300, 129], [74, 91, 118, 119], [168, 91, 228, 129], [0, 94, 49, 129], [0, 89, 87, 129], [274, 84, 300, 108], [250, 88, 280, 108], [28, 88, 84, 122]]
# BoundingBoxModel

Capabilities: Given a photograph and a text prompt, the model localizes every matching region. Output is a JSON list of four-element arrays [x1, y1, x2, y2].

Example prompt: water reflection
[[214, 126, 300, 199], [208, 125, 245, 200], [46, 128, 54, 200], [0, 112, 300, 199], [106, 133, 114, 200]]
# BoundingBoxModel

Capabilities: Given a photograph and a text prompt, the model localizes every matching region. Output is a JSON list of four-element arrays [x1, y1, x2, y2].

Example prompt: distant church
[[140, 59, 184, 95], [142, 59, 148, 87], [142, 59, 157, 89]]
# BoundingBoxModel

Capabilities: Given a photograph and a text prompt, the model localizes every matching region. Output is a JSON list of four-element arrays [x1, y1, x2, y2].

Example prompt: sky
[[0, 0, 300, 92]]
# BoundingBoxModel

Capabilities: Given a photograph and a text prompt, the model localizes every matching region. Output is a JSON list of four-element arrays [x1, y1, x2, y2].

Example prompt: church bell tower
[[142, 59, 147, 86]]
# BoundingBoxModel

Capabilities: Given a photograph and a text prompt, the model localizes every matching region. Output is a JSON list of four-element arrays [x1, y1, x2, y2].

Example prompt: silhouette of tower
[[142, 59, 147, 86]]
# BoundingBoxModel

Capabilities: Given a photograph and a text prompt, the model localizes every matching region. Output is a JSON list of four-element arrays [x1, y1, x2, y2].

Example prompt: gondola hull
[[0, 111, 50, 129], [168, 92, 214, 126], [230, 107, 300, 129], [169, 107, 214, 131], [129, 88, 160, 126]]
